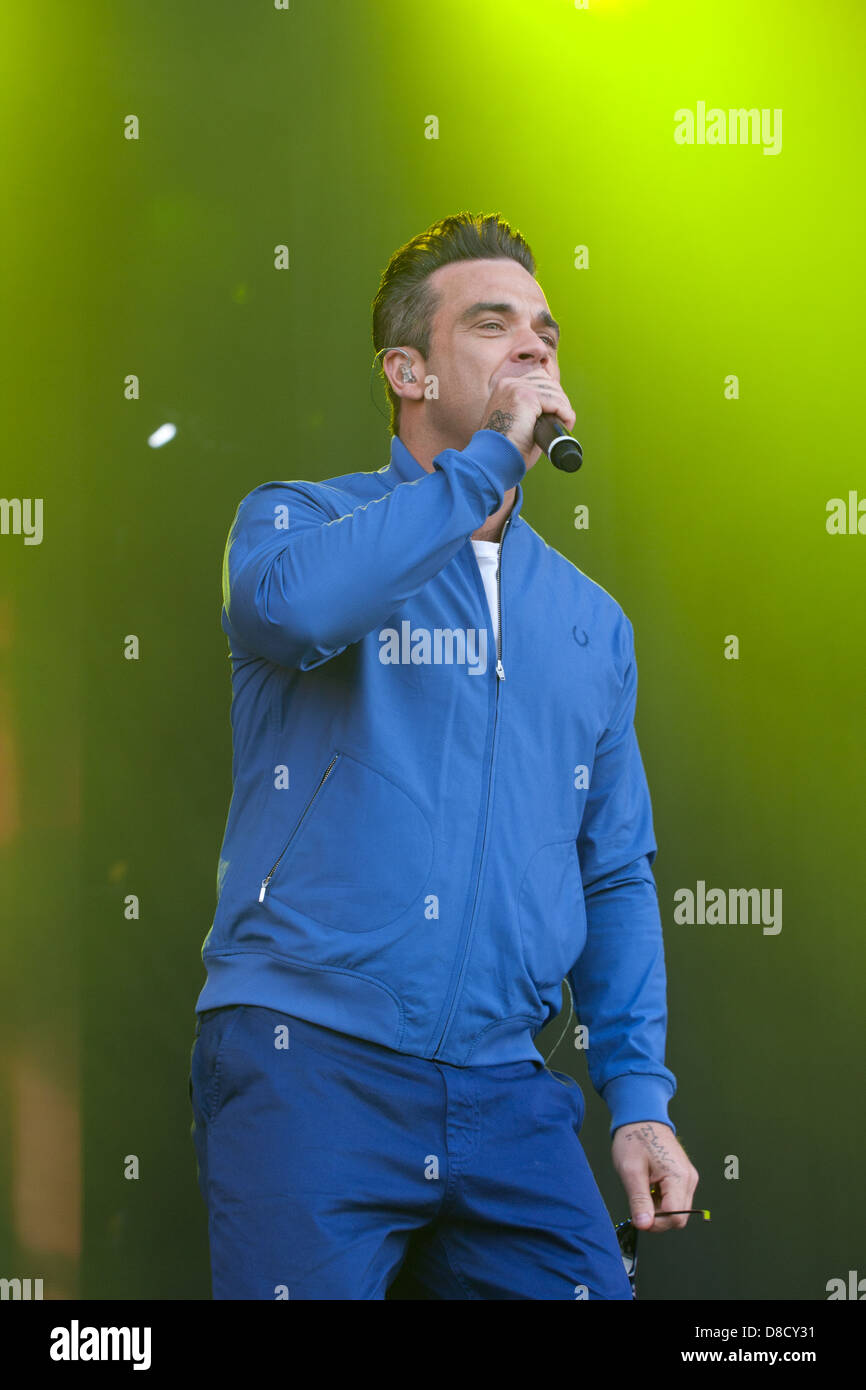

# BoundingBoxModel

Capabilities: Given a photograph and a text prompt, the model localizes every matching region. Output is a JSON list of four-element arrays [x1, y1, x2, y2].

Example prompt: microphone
[[534, 414, 583, 472]]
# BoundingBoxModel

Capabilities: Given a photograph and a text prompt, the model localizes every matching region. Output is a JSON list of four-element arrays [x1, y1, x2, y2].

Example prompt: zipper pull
[[496, 659, 505, 680], [259, 878, 269, 903]]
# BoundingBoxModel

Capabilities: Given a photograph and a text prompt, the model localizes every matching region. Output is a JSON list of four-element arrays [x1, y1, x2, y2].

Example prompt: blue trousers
[[188, 1004, 632, 1300]]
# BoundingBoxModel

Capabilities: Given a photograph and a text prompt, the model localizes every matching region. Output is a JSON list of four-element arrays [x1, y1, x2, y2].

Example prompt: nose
[[513, 328, 552, 366]]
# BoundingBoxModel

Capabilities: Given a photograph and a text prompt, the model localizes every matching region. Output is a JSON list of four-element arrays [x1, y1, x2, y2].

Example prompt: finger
[[546, 400, 577, 432], [646, 1178, 692, 1232], [533, 383, 576, 431], [621, 1171, 656, 1230], [631, 1201, 655, 1230], [649, 1211, 691, 1233], [527, 387, 576, 432], [506, 377, 576, 431]]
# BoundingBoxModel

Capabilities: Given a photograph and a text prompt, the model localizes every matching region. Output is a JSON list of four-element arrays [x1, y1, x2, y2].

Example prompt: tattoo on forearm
[[484, 410, 514, 435]]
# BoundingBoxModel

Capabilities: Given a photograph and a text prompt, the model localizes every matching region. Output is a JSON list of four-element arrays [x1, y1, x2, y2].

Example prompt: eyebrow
[[456, 300, 560, 343]]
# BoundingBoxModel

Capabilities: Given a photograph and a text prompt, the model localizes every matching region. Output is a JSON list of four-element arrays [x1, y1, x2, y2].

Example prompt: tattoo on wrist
[[484, 410, 514, 436]]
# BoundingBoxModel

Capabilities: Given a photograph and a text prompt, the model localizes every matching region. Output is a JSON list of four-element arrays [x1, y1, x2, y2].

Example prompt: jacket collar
[[384, 433, 525, 527]]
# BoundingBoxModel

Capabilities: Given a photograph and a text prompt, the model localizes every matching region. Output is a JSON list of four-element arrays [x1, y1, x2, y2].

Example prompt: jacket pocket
[[261, 750, 433, 933], [259, 752, 340, 903], [518, 838, 587, 991]]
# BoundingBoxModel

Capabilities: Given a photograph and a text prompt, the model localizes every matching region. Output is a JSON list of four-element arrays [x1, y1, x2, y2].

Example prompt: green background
[[0, 0, 863, 1299]]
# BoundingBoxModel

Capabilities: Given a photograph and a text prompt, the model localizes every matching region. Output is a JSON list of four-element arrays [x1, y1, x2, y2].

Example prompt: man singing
[[188, 211, 699, 1300]]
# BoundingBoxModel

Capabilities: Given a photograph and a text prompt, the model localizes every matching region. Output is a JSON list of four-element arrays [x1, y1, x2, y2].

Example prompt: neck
[[396, 417, 468, 476], [472, 492, 515, 541]]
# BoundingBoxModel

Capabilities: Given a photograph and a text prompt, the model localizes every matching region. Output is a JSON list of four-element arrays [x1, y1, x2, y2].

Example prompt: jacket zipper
[[258, 753, 339, 903], [495, 532, 505, 678], [433, 514, 511, 1055]]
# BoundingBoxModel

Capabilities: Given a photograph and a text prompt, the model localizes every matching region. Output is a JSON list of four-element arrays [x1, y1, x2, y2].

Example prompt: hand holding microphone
[[481, 370, 582, 473]]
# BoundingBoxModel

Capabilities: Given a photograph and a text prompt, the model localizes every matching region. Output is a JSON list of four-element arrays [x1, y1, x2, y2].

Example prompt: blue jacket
[[195, 428, 678, 1136]]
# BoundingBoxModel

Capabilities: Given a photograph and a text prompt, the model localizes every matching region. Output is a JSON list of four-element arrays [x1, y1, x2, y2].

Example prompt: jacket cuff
[[465, 427, 527, 483], [602, 1074, 677, 1139], [433, 428, 526, 513]]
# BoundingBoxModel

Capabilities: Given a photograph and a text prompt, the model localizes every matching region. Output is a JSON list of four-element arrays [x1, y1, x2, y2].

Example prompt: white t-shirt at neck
[[471, 539, 501, 659]]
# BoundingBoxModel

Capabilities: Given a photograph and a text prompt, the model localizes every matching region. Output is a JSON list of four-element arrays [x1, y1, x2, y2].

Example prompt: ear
[[383, 348, 425, 402]]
